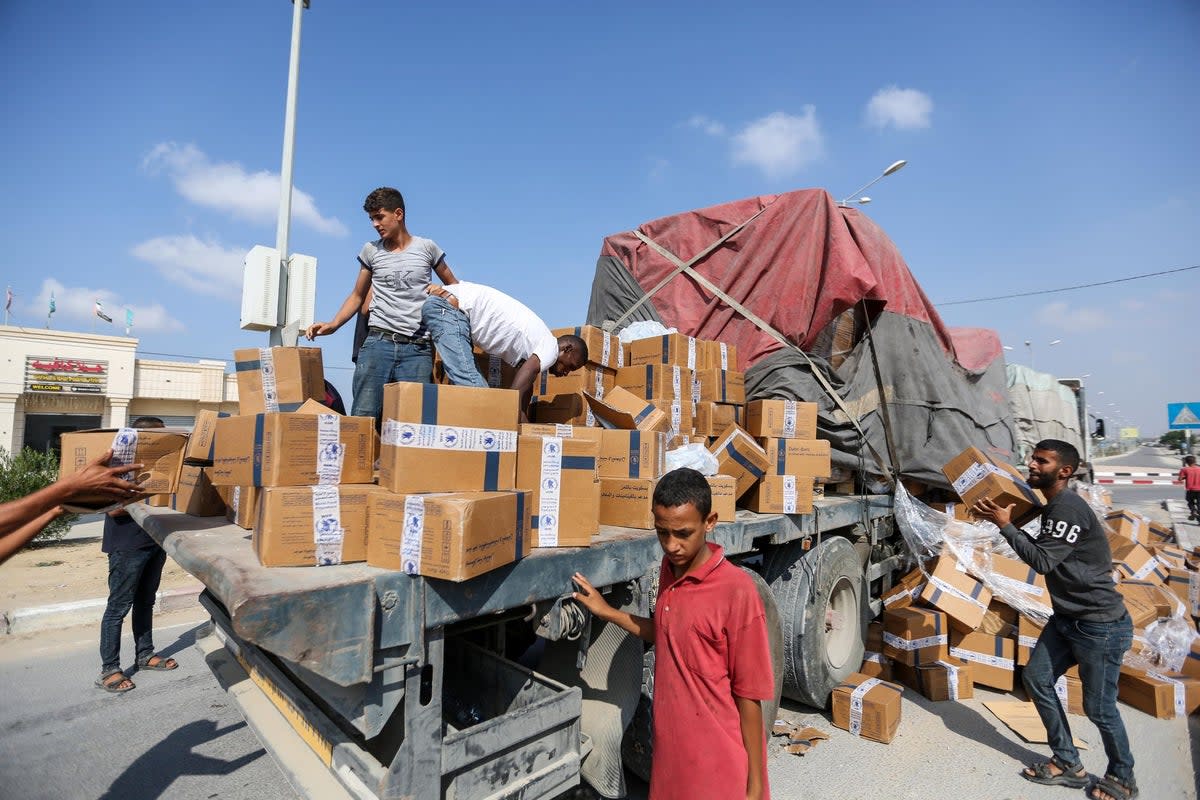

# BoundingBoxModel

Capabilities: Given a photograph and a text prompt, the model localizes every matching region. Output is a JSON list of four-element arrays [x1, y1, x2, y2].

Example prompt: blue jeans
[[99, 547, 167, 674], [1023, 612, 1134, 782], [351, 331, 434, 423], [421, 296, 486, 387]]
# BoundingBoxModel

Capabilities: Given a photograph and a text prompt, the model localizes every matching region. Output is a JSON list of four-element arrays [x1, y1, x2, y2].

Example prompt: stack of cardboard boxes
[[742, 400, 829, 514]]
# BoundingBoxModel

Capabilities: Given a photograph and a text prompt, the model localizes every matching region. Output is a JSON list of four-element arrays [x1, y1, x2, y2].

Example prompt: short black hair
[[363, 187, 405, 214], [559, 334, 589, 364], [1034, 439, 1080, 476], [652, 467, 712, 518], [1186, 456, 1196, 465], [131, 416, 165, 429]]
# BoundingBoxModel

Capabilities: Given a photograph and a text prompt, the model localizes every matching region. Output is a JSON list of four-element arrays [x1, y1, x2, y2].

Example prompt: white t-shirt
[[443, 282, 559, 371]]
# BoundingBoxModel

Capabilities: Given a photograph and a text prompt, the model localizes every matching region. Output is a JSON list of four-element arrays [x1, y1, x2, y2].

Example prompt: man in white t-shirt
[[423, 282, 587, 421]]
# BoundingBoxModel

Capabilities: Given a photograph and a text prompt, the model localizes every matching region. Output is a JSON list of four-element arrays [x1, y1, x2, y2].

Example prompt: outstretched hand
[[571, 572, 612, 620], [305, 322, 336, 340], [61, 450, 145, 501], [972, 497, 1015, 528]]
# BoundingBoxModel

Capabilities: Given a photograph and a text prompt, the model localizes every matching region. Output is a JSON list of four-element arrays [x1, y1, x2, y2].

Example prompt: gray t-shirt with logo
[[358, 236, 445, 336]]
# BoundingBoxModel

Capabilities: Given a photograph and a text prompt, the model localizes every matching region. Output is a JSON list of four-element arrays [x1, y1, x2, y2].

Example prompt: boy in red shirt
[[1180, 455, 1200, 521], [573, 468, 774, 800]]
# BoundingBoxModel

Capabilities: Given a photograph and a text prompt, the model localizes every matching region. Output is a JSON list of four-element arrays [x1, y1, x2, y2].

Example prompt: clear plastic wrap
[[1125, 616, 1198, 674], [616, 321, 675, 344], [664, 443, 719, 476]]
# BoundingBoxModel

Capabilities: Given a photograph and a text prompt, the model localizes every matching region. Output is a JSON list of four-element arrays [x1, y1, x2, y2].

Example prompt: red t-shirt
[[1181, 465, 1200, 491], [649, 543, 775, 800]]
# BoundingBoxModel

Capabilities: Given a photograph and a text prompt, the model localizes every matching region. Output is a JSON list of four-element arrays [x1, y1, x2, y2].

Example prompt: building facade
[[0, 326, 239, 454]]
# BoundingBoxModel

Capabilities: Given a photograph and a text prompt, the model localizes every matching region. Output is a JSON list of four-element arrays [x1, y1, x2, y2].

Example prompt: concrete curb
[[1, 582, 204, 636]]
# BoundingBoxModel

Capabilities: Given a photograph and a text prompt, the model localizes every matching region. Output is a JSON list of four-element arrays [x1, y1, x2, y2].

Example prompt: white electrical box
[[240, 245, 282, 331], [285, 253, 317, 332]]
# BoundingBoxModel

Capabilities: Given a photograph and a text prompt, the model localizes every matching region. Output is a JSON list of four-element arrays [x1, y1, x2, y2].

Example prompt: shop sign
[[25, 356, 108, 395]]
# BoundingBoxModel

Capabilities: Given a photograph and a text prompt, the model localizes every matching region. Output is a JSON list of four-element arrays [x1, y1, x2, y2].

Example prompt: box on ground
[[1106, 510, 1149, 545], [584, 387, 671, 435], [707, 475, 736, 522], [882, 607, 949, 666], [1110, 537, 1169, 584], [552, 325, 625, 369], [255, 485, 383, 567], [760, 438, 831, 478], [234, 346, 325, 415], [831, 673, 903, 744], [708, 425, 768, 499], [1165, 568, 1200, 618], [742, 475, 814, 514], [516, 435, 600, 547], [380, 382, 518, 494], [892, 656, 974, 701], [367, 491, 531, 582], [949, 630, 1015, 690], [942, 447, 1043, 527], [744, 400, 817, 439], [1117, 667, 1200, 719], [211, 413, 375, 487], [599, 478, 657, 529], [919, 550, 993, 632], [171, 465, 225, 516], [58, 428, 189, 511]]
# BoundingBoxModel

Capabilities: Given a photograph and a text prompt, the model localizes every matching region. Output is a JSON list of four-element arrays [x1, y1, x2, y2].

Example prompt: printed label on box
[[537, 436, 563, 547], [401, 496, 426, 575], [311, 485, 344, 566], [849, 678, 881, 736], [382, 421, 518, 452], [315, 413, 345, 485], [259, 347, 279, 413]]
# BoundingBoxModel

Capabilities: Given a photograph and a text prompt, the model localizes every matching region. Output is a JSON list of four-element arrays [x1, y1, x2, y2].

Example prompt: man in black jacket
[[974, 440, 1136, 800]]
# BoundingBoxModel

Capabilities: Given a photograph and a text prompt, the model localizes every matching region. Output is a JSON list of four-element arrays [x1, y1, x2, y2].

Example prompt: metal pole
[[271, 0, 306, 347]]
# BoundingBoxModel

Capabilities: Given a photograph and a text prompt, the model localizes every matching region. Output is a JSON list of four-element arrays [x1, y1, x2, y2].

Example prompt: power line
[[938, 264, 1200, 306], [135, 349, 355, 371]]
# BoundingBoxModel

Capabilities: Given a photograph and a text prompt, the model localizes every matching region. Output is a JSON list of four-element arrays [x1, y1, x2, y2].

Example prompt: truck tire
[[621, 566, 785, 783], [763, 536, 867, 709]]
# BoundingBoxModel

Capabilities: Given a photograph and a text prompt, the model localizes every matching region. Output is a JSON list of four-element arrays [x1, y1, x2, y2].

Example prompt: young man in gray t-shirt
[[306, 187, 457, 425]]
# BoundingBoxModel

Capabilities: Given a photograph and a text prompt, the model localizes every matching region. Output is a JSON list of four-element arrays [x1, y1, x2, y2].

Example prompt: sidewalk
[[1, 517, 203, 636]]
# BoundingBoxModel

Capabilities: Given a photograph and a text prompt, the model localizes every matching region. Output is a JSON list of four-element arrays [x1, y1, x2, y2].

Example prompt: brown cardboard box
[[1165, 568, 1200, 618], [536, 365, 616, 399], [519, 423, 605, 445], [628, 333, 709, 370], [1110, 537, 1169, 584], [760, 438, 832, 478], [882, 607, 949, 666], [1106, 510, 1149, 545], [1180, 638, 1200, 680], [708, 425, 768, 499], [233, 346, 325, 415], [367, 491, 531, 581], [58, 428, 189, 511], [831, 673, 903, 744], [707, 475, 737, 522], [744, 400, 817, 439], [919, 551, 994, 632], [379, 382, 518, 494], [702, 340, 738, 372], [1055, 674, 1085, 715], [516, 435, 600, 547], [170, 465, 225, 516], [552, 325, 625, 369], [949, 631, 1016, 690], [1151, 544, 1190, 571], [1146, 520, 1175, 546], [693, 402, 742, 437], [941, 447, 1043, 527], [254, 485, 383, 567], [598, 478, 657, 529], [146, 493, 172, 508], [615, 365, 692, 402], [981, 599, 1018, 633], [1117, 667, 1200, 719], [1017, 614, 1043, 666], [693, 369, 746, 404], [184, 409, 229, 463], [651, 396, 693, 438], [530, 393, 591, 426], [597, 429, 667, 480], [584, 387, 671, 434], [859, 651, 894, 681], [893, 656, 975, 701], [434, 350, 518, 388], [984, 553, 1054, 620], [867, 620, 885, 652], [223, 485, 260, 530], [881, 569, 925, 611], [742, 475, 814, 514], [210, 413, 375, 487], [1116, 580, 1174, 621]]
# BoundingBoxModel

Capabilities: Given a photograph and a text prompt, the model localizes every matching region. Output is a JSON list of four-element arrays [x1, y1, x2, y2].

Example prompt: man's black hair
[[559, 334, 589, 364], [652, 467, 712, 518], [1034, 438, 1080, 476], [1186, 455, 1196, 465], [363, 187, 405, 215], [131, 416, 165, 429]]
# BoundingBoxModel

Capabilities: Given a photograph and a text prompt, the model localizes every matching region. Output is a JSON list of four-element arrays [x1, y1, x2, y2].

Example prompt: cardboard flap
[[583, 387, 667, 432]]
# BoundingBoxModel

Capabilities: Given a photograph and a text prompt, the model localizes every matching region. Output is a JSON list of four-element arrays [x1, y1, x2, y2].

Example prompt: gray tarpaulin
[[1006, 364, 1084, 464]]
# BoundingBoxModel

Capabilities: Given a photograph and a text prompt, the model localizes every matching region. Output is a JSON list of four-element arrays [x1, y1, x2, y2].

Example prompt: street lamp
[[1024, 338, 1061, 370], [838, 160, 907, 207]]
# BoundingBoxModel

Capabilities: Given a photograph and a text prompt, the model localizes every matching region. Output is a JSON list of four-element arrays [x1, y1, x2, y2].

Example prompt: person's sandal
[[1090, 774, 1138, 800], [94, 671, 135, 693], [1021, 756, 1090, 787], [136, 655, 178, 671]]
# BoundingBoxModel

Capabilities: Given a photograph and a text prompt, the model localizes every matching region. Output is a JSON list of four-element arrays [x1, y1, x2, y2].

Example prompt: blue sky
[[2, 1, 1197, 435]]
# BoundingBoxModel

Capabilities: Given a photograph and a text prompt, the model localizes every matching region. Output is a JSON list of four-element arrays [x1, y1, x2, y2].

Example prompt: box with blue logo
[[516, 435, 600, 547], [209, 412, 374, 487]]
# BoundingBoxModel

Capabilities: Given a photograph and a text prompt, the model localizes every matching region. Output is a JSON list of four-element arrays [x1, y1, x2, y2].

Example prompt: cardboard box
[[760, 438, 832, 478], [693, 402, 741, 437], [744, 400, 817, 439], [596, 429, 667, 480], [651, 396, 692, 438], [519, 423, 605, 446], [233, 346, 325, 415], [516, 435, 600, 547], [598, 478, 657, 529], [1180, 638, 1200, 680], [881, 569, 925, 611], [859, 651, 894, 681], [379, 382, 518, 494], [942, 447, 1043, 528], [708, 425, 768, 499], [983, 553, 1054, 620], [473, 352, 517, 389], [1106, 510, 1149, 545], [552, 325, 625, 369], [1146, 520, 1175, 546], [707, 474, 737, 522], [1055, 674, 1085, 715], [210, 413, 375, 487], [1017, 614, 1043, 666], [1151, 544, 1190, 571], [742, 475, 814, 514], [223, 485, 260, 530], [255, 485, 383, 567], [615, 365, 692, 402], [893, 656, 974, 701], [170, 465, 225, 516], [831, 673, 903, 744], [1165, 568, 1200, 618], [584, 387, 671, 435], [1110, 537, 1169, 584], [693, 369, 745, 404], [980, 599, 1018, 634], [628, 333, 708, 370], [184, 409, 229, 463], [58, 428, 189, 511], [882, 607, 949, 666], [367, 490, 531, 581], [1117, 667, 1200, 719], [919, 551, 994, 632], [949, 631, 1016, 690], [702, 340, 738, 372], [536, 365, 616, 399], [530, 392, 591, 427], [1116, 580, 1174, 621]]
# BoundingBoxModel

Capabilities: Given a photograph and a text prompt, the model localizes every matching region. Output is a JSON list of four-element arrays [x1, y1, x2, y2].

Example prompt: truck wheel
[[763, 536, 866, 709], [621, 566, 784, 783]]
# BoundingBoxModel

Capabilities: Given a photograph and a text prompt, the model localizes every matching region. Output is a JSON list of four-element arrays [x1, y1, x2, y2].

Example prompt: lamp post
[[838, 160, 907, 207], [1024, 338, 1061, 370]]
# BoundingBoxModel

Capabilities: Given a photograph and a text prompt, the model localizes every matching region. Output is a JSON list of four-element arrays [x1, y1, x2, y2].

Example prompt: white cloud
[[142, 142, 348, 236], [686, 114, 727, 137], [648, 157, 670, 181], [731, 108, 824, 178], [131, 235, 244, 301], [1035, 301, 1109, 332], [32, 279, 185, 333], [865, 86, 933, 130]]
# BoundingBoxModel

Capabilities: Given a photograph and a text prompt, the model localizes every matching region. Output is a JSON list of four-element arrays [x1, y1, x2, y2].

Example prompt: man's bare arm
[[306, 266, 372, 339], [510, 355, 542, 424], [0, 508, 63, 566], [0, 451, 142, 538]]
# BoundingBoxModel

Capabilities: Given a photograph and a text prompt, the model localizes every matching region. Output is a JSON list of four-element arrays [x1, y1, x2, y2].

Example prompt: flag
[[5, 287, 11, 312], [95, 300, 112, 323], [125, 308, 133, 336], [48, 292, 55, 315]]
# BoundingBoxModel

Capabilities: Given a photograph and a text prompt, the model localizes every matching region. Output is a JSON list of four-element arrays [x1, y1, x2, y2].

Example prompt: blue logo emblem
[[482, 431, 498, 450], [440, 428, 459, 447], [542, 476, 559, 492], [540, 514, 556, 529], [399, 424, 417, 445]]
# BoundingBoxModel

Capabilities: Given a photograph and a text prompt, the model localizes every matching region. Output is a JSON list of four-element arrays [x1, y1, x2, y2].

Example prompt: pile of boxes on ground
[[59, 328, 835, 580], [830, 445, 1200, 745]]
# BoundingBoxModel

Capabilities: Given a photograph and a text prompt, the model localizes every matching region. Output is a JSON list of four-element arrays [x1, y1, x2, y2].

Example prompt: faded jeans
[[351, 331, 434, 424], [421, 295, 486, 387], [99, 547, 167, 674], [1023, 611, 1134, 782]]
